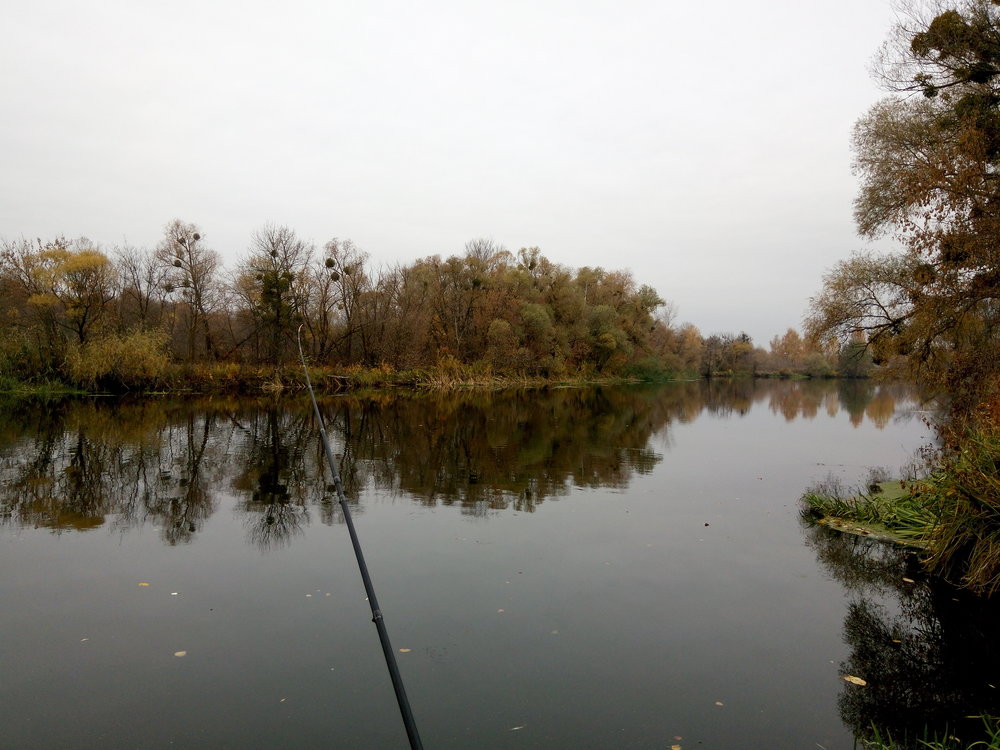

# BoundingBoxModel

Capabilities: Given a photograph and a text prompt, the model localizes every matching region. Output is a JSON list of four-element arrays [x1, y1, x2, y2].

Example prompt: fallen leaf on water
[[498, 609, 505, 613], [80, 638, 89, 642], [842, 675, 867, 686], [674, 737, 683, 741], [714, 701, 724, 706], [174, 651, 187, 657], [171, 592, 178, 596], [672, 745, 682, 750], [510, 726, 525, 731], [138, 582, 150, 587], [399, 648, 411, 653], [902, 577, 915, 583], [280, 698, 286, 703]]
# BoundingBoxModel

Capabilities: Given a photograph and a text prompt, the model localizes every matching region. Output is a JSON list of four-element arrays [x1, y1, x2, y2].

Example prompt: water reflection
[[227, 408, 307, 549], [337, 386, 668, 512], [804, 522, 1000, 746], [0, 380, 916, 546]]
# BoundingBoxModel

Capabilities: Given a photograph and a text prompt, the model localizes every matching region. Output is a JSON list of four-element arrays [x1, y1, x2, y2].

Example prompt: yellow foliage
[[65, 329, 170, 390], [27, 293, 59, 308]]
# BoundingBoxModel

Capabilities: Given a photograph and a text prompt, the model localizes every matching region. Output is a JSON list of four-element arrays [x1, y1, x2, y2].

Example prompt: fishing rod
[[297, 326, 424, 750]]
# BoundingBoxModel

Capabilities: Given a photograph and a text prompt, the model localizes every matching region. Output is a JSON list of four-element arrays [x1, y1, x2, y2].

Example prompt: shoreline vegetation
[[0, 363, 860, 398], [797, 0, 1000, 625], [802, 418, 1000, 597], [0, 228, 872, 399]]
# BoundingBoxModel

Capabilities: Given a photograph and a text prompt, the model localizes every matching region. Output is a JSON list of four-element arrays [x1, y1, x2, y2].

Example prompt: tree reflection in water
[[229, 406, 315, 550], [804, 522, 1000, 747], [0, 379, 915, 545], [0, 400, 224, 540]]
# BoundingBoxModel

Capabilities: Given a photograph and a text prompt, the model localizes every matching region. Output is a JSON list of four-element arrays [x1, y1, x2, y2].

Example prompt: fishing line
[[297, 326, 424, 750]]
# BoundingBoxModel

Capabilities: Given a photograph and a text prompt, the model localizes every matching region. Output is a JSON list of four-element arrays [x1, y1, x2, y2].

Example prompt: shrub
[[64, 329, 170, 391], [623, 357, 675, 381]]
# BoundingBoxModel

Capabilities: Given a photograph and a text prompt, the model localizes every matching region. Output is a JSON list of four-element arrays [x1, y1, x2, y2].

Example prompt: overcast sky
[[1, 0, 900, 345]]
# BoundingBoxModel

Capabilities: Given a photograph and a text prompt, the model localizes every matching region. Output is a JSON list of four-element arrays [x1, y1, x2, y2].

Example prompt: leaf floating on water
[[399, 648, 411, 653], [842, 675, 867, 686], [714, 701, 724, 706], [902, 577, 915, 583], [174, 651, 187, 657], [510, 726, 525, 731], [138, 582, 150, 587], [672, 745, 682, 750]]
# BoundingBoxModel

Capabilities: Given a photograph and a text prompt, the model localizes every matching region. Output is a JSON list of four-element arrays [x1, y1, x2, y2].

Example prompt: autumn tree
[[805, 0, 1000, 593], [808, 0, 1000, 414], [1, 237, 116, 353], [700, 332, 754, 377], [769, 328, 806, 372]]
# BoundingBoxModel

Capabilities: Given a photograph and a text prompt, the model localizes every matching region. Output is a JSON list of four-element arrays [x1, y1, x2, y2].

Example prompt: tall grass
[[801, 473, 937, 547], [859, 716, 1000, 749], [64, 329, 170, 391], [803, 419, 1000, 595], [918, 427, 1000, 595]]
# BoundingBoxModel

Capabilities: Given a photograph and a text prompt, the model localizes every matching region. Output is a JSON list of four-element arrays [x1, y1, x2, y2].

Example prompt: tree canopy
[[1, 224, 714, 386], [808, 0, 1000, 416]]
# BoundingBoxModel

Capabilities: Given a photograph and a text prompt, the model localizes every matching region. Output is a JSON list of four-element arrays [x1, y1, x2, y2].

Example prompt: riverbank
[[0, 362, 678, 397], [0, 360, 871, 397], [801, 423, 1000, 597]]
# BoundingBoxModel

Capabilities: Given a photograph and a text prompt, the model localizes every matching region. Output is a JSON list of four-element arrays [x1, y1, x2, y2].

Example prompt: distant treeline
[[0, 220, 866, 391]]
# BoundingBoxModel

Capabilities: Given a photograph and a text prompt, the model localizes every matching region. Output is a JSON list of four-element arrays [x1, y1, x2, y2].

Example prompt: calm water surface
[[1, 380, 996, 749]]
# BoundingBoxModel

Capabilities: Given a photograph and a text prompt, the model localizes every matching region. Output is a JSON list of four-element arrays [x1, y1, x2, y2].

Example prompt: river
[[1, 379, 994, 749]]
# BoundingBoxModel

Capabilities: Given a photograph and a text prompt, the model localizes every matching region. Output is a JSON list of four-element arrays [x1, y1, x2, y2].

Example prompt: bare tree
[[233, 224, 312, 365], [156, 220, 221, 361], [114, 243, 168, 331]]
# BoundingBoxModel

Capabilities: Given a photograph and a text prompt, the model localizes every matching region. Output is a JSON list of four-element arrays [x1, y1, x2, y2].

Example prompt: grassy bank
[[0, 375, 87, 397], [802, 422, 1000, 596], [0, 361, 672, 397]]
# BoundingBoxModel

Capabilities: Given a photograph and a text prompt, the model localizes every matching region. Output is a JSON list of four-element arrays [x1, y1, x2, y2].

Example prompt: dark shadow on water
[[803, 521, 1000, 747]]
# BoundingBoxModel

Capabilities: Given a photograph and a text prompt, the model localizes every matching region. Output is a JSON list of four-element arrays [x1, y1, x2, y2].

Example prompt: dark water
[[0, 380, 995, 749]]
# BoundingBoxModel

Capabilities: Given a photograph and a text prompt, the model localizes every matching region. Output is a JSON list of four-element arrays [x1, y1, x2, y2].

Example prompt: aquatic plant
[[803, 417, 1000, 596], [801, 474, 936, 548]]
